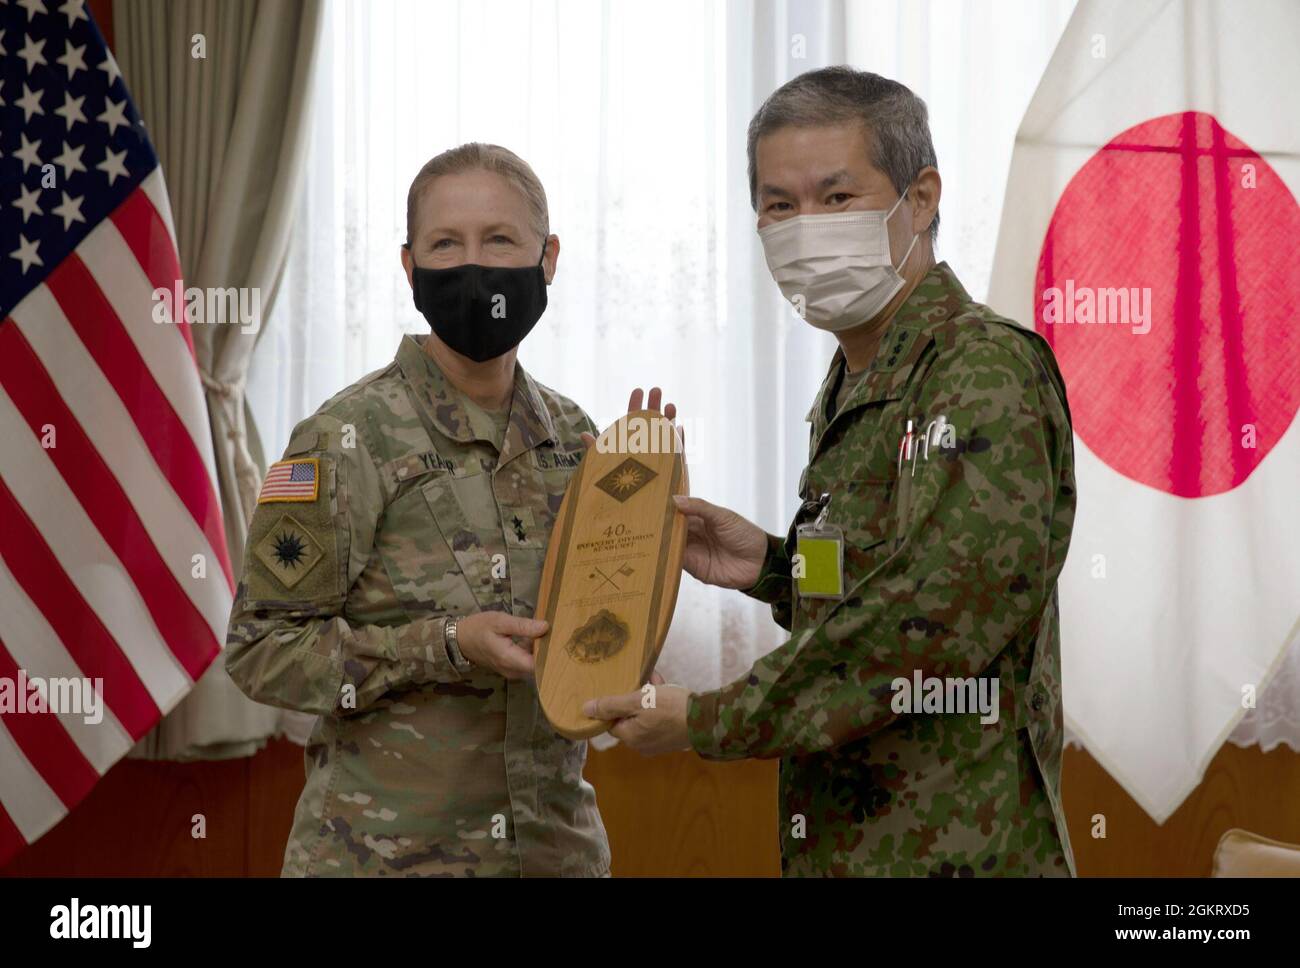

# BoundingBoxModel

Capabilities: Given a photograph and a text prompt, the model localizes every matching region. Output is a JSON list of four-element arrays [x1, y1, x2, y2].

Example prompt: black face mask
[[406, 243, 548, 362]]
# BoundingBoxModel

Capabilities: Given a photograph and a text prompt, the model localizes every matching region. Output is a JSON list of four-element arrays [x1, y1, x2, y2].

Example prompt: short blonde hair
[[405, 142, 550, 245]]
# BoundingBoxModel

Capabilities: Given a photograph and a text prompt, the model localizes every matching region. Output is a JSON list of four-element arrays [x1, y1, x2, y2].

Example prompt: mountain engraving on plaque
[[565, 609, 630, 664]]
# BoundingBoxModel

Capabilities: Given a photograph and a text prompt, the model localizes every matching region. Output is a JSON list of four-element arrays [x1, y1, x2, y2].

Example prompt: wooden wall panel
[[1063, 742, 1300, 876], [0, 740, 303, 877], [89, 0, 113, 49], [246, 740, 308, 872], [583, 744, 782, 876], [4, 736, 1297, 877]]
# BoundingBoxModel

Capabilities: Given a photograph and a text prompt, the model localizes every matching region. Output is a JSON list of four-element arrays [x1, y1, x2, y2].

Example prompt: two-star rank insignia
[[504, 507, 536, 546], [253, 514, 324, 589]]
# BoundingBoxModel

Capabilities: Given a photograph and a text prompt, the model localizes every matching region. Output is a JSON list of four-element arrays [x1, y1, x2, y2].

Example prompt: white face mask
[[758, 190, 920, 332]]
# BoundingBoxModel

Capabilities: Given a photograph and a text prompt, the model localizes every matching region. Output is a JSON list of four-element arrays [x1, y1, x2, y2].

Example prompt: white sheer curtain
[[249, 0, 1094, 730]]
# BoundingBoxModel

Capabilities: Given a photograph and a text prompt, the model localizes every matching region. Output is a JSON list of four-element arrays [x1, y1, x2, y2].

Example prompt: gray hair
[[747, 66, 939, 242], [405, 142, 550, 245]]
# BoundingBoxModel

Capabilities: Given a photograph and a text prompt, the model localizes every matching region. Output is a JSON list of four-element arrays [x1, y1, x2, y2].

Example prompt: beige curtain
[[115, 0, 324, 759]]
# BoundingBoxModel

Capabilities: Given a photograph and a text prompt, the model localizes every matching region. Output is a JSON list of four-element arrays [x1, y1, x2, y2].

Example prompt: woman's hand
[[580, 386, 678, 449], [454, 612, 547, 680]]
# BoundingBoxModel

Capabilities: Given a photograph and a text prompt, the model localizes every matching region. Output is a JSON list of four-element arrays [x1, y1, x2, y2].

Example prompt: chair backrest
[[1212, 828, 1300, 877]]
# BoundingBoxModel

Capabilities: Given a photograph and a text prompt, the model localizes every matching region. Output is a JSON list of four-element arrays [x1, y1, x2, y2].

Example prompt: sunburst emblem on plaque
[[594, 457, 657, 503], [565, 609, 630, 664]]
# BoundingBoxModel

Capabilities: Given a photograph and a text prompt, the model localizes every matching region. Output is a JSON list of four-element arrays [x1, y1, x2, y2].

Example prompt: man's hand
[[454, 612, 546, 680], [671, 495, 769, 589], [583, 683, 691, 756]]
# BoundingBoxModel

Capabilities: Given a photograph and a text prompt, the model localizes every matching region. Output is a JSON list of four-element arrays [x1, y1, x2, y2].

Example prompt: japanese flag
[[988, 0, 1300, 821]]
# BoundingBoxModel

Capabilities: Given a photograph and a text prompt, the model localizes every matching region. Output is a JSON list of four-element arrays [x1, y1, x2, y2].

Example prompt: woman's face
[[403, 169, 555, 281]]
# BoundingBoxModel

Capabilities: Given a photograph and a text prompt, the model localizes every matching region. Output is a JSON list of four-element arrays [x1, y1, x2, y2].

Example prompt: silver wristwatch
[[443, 617, 471, 673]]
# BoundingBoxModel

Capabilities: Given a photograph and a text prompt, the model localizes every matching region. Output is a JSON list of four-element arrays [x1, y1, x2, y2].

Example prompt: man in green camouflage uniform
[[226, 144, 614, 876], [586, 68, 1076, 877]]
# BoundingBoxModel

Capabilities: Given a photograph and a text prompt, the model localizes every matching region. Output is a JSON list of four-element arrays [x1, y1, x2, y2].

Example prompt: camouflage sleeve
[[688, 339, 1065, 759], [739, 532, 794, 632], [225, 413, 464, 717]]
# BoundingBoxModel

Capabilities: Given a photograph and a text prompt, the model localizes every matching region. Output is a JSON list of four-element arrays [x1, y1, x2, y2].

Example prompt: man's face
[[754, 122, 914, 264], [403, 169, 555, 282]]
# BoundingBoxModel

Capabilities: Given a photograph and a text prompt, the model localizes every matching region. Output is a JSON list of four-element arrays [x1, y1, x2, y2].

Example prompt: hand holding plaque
[[533, 408, 688, 739]]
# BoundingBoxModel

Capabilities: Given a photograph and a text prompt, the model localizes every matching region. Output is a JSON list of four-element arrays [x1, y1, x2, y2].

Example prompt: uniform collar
[[805, 261, 972, 449], [886, 260, 973, 330], [502, 361, 560, 464], [395, 335, 558, 459], [806, 347, 849, 426]]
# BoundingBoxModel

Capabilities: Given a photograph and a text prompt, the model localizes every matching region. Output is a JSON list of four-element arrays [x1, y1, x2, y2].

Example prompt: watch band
[[444, 617, 471, 673]]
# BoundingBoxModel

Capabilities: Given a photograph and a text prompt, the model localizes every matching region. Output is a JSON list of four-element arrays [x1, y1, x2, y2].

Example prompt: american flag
[[0, 0, 231, 864], [258, 459, 319, 503]]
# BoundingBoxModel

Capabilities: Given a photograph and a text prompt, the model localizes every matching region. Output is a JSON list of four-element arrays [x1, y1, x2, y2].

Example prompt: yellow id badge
[[796, 524, 844, 599]]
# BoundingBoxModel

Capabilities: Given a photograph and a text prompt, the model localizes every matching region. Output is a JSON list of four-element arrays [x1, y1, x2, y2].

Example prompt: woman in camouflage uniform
[[227, 144, 667, 877]]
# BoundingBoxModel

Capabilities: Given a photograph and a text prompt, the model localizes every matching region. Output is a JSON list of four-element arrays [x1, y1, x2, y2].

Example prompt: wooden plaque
[[534, 410, 688, 740]]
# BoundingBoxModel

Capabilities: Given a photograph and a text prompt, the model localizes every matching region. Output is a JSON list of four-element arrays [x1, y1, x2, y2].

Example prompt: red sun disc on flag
[[1034, 111, 1300, 498]]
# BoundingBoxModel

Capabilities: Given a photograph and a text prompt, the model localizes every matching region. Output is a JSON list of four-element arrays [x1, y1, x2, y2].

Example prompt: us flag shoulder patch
[[258, 458, 320, 504]]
